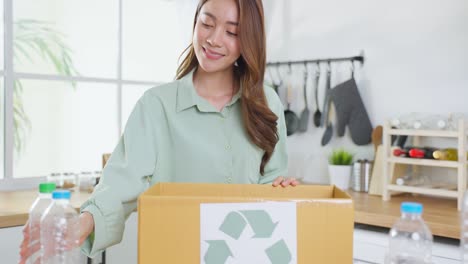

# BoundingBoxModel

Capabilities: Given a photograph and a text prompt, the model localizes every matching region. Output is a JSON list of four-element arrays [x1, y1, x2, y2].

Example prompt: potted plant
[[328, 149, 354, 190]]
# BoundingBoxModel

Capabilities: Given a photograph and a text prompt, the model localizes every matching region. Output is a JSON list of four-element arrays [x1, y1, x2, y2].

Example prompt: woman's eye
[[227, 31, 238, 36], [202, 23, 213, 28]]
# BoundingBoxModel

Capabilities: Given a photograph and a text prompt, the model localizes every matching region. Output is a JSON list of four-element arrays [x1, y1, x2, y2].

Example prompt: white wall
[[262, 1, 468, 183]]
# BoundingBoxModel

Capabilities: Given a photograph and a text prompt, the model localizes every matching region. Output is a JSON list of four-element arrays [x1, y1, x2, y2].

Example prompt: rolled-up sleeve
[[258, 87, 288, 184], [80, 94, 158, 257]]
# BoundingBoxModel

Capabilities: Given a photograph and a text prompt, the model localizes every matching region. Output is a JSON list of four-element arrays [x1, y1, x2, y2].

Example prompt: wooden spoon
[[371, 125, 383, 152]]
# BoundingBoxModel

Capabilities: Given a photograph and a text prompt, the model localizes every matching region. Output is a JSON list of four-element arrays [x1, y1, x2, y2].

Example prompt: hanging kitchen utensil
[[284, 85, 299, 136], [284, 64, 299, 136], [321, 62, 333, 146], [298, 63, 310, 132], [267, 64, 282, 94], [327, 76, 373, 145], [330, 57, 372, 145], [312, 62, 321, 127]]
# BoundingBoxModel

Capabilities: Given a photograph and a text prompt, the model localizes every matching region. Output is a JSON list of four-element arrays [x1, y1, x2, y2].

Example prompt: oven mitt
[[328, 78, 372, 145]]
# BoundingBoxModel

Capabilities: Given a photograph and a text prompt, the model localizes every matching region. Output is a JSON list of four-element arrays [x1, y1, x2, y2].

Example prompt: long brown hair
[[176, 0, 278, 175]]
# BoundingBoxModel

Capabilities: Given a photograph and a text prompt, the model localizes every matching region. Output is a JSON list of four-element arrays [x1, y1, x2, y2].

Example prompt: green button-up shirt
[[80, 69, 288, 257]]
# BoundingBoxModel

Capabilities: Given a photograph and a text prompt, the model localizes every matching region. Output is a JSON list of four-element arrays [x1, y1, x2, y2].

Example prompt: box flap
[[141, 183, 351, 201]]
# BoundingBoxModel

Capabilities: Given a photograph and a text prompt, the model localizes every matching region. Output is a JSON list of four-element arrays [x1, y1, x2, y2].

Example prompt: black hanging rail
[[266, 54, 364, 67]]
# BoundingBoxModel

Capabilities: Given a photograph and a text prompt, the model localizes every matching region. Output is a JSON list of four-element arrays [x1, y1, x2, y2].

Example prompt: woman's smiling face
[[193, 0, 241, 73]]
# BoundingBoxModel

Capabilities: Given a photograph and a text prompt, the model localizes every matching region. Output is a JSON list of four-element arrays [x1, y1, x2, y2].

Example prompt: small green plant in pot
[[328, 149, 354, 190]]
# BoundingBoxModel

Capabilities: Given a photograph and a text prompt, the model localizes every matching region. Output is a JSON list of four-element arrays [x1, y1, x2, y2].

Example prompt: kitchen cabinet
[[354, 224, 460, 264]]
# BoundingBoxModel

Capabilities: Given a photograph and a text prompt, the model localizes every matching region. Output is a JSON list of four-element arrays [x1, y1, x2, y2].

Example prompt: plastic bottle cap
[[401, 202, 423, 214], [390, 119, 400, 127], [437, 120, 447, 129], [39, 183, 56, 193], [52, 190, 71, 200], [396, 178, 404, 185], [413, 121, 422, 129]]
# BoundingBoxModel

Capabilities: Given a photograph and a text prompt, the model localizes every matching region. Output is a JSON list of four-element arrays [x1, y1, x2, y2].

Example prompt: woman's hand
[[18, 212, 95, 264], [19, 220, 38, 264], [79, 212, 95, 246], [272, 176, 300, 187]]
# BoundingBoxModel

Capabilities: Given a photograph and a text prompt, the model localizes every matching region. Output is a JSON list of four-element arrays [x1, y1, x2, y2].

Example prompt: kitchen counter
[[0, 188, 461, 239], [0, 189, 91, 228], [349, 190, 460, 239]]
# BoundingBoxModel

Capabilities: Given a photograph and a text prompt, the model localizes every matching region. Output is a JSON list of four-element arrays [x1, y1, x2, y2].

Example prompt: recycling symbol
[[203, 210, 292, 264]]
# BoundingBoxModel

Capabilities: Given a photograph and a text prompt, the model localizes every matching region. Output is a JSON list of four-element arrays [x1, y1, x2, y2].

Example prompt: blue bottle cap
[[401, 202, 423, 214], [52, 190, 71, 200]]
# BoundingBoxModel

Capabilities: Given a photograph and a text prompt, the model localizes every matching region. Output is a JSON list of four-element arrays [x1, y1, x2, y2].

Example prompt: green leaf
[[329, 149, 354, 165]]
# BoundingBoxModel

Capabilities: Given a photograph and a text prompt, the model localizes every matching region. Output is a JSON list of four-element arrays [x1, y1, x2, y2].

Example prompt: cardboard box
[[138, 183, 354, 264]]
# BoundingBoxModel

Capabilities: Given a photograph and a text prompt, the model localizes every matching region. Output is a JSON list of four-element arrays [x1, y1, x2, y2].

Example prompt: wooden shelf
[[383, 119, 467, 210], [388, 128, 459, 138], [387, 184, 458, 198], [387, 157, 459, 168]]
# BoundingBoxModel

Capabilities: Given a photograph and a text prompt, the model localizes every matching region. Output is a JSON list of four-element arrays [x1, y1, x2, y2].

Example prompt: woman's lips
[[203, 47, 224, 60]]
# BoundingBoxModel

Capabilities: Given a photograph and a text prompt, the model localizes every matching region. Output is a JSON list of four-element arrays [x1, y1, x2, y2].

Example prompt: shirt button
[[226, 145, 231, 150]]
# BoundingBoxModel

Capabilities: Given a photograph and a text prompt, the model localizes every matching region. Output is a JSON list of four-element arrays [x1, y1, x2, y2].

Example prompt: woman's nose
[[207, 28, 223, 47]]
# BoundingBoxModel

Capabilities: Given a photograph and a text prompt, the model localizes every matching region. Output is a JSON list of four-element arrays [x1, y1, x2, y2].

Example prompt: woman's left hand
[[272, 176, 300, 187]]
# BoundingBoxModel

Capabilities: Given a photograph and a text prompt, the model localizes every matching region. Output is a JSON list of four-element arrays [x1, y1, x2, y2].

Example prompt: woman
[[19, 0, 298, 261]]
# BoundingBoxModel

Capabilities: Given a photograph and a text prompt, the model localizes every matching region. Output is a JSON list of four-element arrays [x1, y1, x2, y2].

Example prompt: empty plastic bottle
[[395, 169, 430, 187], [40, 190, 80, 263], [386, 202, 433, 264], [26, 183, 56, 264]]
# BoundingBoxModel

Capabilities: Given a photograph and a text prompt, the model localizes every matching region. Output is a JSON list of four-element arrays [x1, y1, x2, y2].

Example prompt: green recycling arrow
[[204, 208, 293, 264], [265, 239, 292, 264], [204, 240, 233, 264], [219, 211, 247, 240], [240, 210, 278, 238]]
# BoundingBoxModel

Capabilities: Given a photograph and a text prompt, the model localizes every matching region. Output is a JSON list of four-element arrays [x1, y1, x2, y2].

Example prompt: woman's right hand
[[18, 219, 38, 264], [18, 212, 95, 264], [79, 212, 95, 246]]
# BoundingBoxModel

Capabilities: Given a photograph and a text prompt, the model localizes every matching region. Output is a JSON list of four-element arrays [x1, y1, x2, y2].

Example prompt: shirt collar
[[176, 68, 243, 113], [176, 69, 197, 113]]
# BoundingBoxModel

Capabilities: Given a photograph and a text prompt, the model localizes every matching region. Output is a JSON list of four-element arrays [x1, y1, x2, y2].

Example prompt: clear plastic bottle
[[414, 114, 450, 130], [448, 112, 466, 130], [395, 169, 430, 187], [461, 191, 468, 263], [26, 183, 56, 264], [40, 190, 80, 264], [386, 202, 433, 264]]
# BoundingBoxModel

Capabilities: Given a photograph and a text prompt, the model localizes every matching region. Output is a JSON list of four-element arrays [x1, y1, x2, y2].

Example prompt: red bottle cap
[[393, 149, 406, 157]]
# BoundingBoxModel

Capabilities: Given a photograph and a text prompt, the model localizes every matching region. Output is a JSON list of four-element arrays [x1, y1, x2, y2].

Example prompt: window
[[13, 80, 119, 178], [1, 0, 194, 189]]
